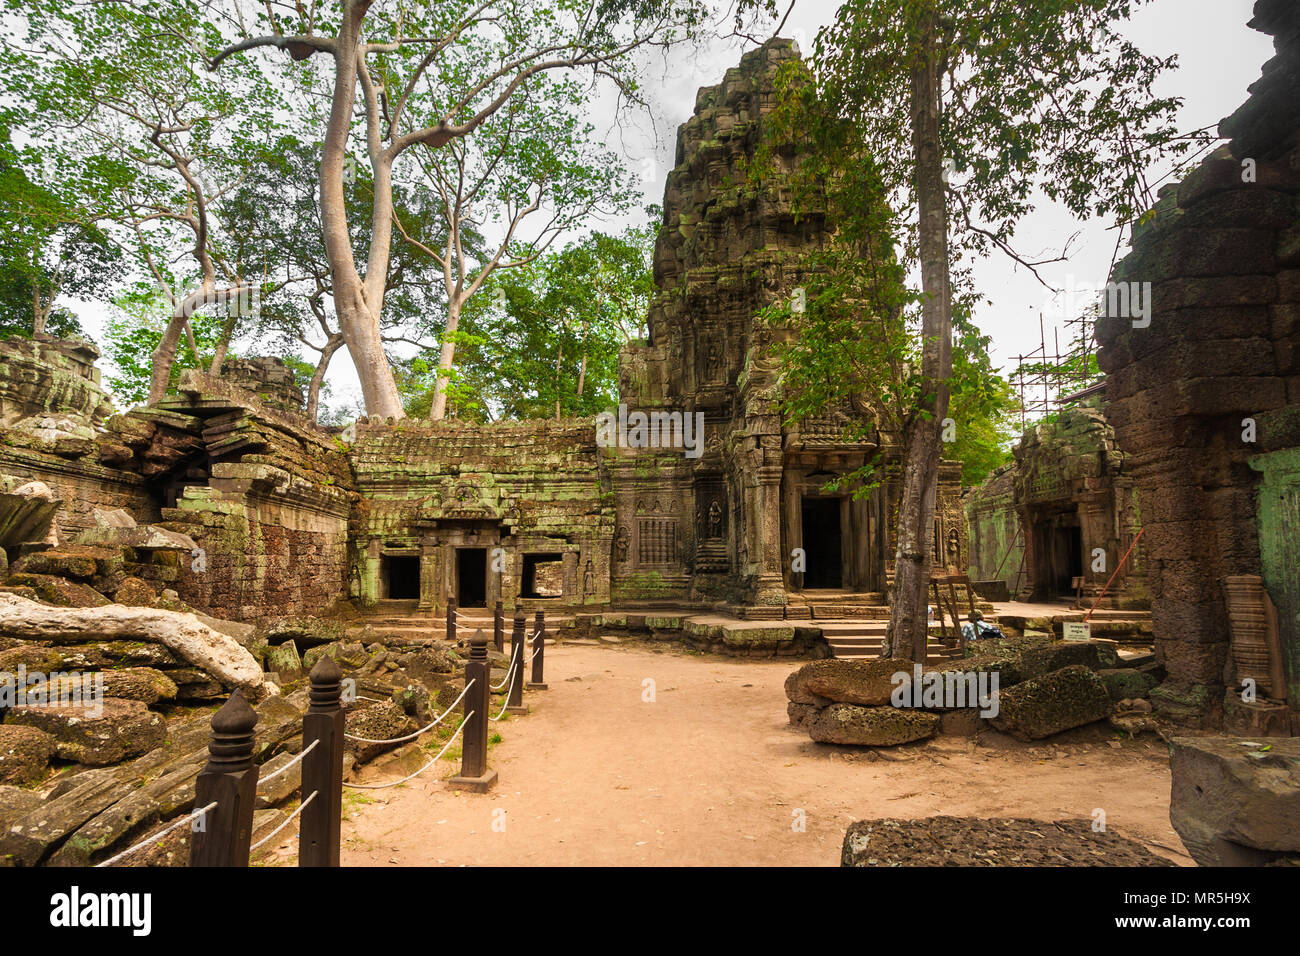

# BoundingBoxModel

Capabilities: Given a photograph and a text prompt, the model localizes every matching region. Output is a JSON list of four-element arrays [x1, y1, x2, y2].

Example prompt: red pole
[[1084, 528, 1144, 623]]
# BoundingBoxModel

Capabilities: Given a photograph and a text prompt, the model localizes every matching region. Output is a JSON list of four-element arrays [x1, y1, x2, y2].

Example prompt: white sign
[[1062, 621, 1092, 642]]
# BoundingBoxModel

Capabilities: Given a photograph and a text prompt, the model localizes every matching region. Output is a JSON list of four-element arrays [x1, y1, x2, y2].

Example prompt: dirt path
[[337, 642, 1191, 866]]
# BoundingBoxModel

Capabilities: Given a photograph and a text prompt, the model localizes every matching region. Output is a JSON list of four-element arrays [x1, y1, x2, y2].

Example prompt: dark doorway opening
[[456, 548, 487, 607], [1033, 516, 1083, 598], [383, 555, 420, 600], [800, 497, 843, 589], [1052, 524, 1084, 597], [521, 553, 564, 598]]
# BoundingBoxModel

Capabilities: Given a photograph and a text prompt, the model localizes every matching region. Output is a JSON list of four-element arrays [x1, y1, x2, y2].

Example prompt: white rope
[[489, 667, 518, 722], [95, 802, 218, 868], [250, 790, 318, 853], [344, 679, 476, 744], [491, 655, 520, 692], [257, 739, 320, 787], [343, 713, 472, 790]]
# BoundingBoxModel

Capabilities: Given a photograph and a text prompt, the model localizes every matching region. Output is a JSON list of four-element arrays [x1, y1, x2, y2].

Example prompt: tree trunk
[[148, 310, 190, 404], [429, 297, 462, 420], [554, 340, 563, 419], [307, 334, 344, 425], [0, 592, 268, 699], [319, 0, 406, 420], [32, 286, 47, 338], [208, 311, 240, 376], [884, 7, 952, 662]]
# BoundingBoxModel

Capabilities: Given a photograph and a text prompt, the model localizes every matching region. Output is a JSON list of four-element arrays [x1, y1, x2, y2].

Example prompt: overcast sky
[[74, 0, 1276, 418]]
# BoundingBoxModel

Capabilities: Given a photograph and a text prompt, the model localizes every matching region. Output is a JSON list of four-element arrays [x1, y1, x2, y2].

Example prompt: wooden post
[[446, 595, 458, 644], [528, 609, 547, 690], [299, 656, 345, 867], [507, 605, 528, 715], [191, 691, 259, 867], [448, 630, 497, 792], [493, 600, 504, 653]]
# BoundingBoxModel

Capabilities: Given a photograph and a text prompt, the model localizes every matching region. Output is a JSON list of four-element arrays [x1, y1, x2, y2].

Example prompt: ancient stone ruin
[[0, 17, 1297, 872]]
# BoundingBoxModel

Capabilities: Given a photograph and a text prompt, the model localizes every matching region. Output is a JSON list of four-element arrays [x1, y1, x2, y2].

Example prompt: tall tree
[[203, 0, 712, 419], [224, 137, 446, 423], [785, 0, 1191, 660], [393, 76, 635, 420], [1, 1, 289, 402]]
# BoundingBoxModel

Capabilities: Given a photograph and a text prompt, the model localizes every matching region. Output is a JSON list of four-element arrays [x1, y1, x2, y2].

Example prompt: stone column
[[418, 536, 438, 610], [752, 462, 787, 607]]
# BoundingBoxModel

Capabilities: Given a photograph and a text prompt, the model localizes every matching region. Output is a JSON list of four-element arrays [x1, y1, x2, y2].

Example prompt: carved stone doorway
[[800, 496, 844, 589], [456, 548, 488, 607]]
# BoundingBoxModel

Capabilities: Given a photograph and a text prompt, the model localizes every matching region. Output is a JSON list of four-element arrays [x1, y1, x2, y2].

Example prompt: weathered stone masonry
[[1097, 0, 1300, 733]]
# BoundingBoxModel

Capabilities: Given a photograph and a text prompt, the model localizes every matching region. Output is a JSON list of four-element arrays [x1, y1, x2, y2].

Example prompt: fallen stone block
[[6, 698, 165, 765], [841, 816, 1174, 866], [265, 640, 302, 682], [113, 576, 158, 607], [988, 665, 1111, 740], [807, 703, 939, 746], [788, 658, 906, 706], [344, 699, 419, 764], [1098, 667, 1158, 702], [0, 724, 55, 784], [0, 767, 130, 865], [787, 701, 818, 729], [5, 573, 109, 608], [1169, 736, 1300, 866]]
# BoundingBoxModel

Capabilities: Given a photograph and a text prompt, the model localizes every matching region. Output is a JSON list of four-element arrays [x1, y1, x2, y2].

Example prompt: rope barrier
[[257, 738, 320, 787], [250, 790, 318, 853], [95, 801, 218, 868], [526, 629, 544, 663], [489, 667, 518, 722], [343, 713, 471, 790], [490, 655, 520, 692], [344, 679, 476, 745]]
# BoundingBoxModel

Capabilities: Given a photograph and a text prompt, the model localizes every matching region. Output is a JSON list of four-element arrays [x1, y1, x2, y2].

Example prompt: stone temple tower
[[608, 38, 962, 614]]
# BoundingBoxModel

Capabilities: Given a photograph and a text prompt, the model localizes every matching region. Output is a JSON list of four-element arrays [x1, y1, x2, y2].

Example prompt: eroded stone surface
[[989, 665, 1112, 741], [1169, 736, 1300, 866], [6, 698, 164, 765]]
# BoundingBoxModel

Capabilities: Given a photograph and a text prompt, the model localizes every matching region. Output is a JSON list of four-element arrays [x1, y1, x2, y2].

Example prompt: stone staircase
[[819, 619, 959, 664], [357, 601, 574, 644]]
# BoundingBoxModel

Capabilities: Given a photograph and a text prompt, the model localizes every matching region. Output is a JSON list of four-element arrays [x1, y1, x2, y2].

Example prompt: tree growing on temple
[[755, 0, 1192, 659], [1, 1, 293, 402], [199, 0, 712, 419]]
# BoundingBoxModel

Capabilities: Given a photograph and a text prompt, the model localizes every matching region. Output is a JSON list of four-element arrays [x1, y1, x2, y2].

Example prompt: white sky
[[73, 0, 1275, 416]]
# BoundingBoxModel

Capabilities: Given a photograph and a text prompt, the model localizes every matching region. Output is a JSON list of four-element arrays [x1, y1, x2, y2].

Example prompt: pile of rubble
[[0, 484, 481, 864], [785, 635, 1161, 745]]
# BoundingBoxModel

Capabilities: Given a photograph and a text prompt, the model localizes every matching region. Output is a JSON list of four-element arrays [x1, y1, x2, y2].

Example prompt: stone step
[[809, 604, 892, 619], [819, 621, 890, 636]]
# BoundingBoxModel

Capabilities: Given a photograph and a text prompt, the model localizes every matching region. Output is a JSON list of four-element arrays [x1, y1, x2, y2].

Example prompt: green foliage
[[104, 285, 225, 407], [0, 126, 119, 339], [752, 59, 1015, 490], [400, 220, 657, 421], [812, 0, 1196, 256]]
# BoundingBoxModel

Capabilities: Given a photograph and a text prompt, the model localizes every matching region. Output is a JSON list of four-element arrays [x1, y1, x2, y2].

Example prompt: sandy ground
[[332, 642, 1191, 867]]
